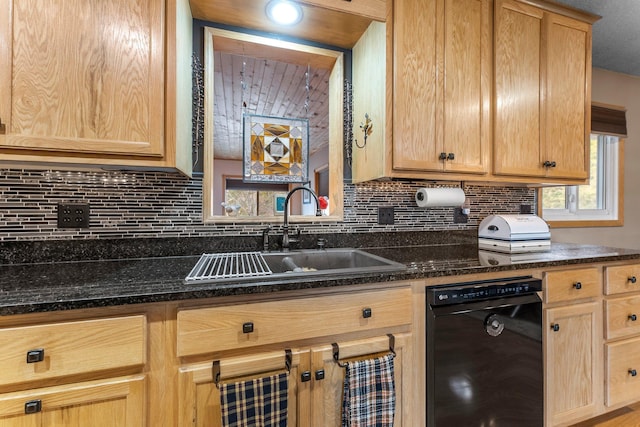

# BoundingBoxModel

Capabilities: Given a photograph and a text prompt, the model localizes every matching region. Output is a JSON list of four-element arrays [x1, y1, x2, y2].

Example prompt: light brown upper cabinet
[[352, 0, 598, 185], [393, 0, 491, 176], [352, 0, 492, 182], [0, 0, 193, 175], [494, 0, 596, 183]]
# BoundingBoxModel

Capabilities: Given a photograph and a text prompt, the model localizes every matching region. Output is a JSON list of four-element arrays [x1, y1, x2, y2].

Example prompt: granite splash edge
[[0, 230, 477, 265]]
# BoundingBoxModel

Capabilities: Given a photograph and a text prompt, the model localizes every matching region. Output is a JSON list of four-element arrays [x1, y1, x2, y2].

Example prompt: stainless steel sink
[[262, 248, 407, 275], [184, 248, 406, 284]]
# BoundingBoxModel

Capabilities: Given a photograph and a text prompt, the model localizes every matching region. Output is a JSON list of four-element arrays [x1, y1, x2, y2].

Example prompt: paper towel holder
[[415, 186, 466, 208]]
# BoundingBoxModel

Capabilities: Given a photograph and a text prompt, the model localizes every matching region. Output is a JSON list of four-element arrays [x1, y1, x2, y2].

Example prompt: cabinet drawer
[[0, 375, 145, 423], [544, 268, 600, 304], [177, 288, 411, 357], [605, 264, 640, 295], [606, 337, 640, 407], [0, 315, 146, 388], [605, 295, 640, 340]]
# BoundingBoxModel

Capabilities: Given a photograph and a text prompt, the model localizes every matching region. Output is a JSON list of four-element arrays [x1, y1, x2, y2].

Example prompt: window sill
[[545, 218, 623, 228]]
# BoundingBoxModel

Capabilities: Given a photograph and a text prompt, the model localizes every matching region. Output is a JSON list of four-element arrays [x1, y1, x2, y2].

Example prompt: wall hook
[[355, 113, 372, 149]]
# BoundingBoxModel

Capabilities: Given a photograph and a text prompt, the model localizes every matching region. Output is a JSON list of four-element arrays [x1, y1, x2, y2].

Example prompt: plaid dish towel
[[219, 372, 288, 427], [342, 353, 396, 427]]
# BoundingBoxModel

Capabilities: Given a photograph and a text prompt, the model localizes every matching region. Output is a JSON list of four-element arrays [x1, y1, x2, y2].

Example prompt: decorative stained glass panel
[[243, 114, 309, 183]]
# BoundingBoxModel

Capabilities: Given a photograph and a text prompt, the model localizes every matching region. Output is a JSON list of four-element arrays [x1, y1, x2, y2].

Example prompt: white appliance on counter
[[477, 250, 552, 266], [478, 214, 550, 253]]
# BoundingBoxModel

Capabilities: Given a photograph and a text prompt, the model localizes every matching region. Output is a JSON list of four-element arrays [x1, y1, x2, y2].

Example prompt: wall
[[0, 168, 534, 242], [551, 68, 640, 249]]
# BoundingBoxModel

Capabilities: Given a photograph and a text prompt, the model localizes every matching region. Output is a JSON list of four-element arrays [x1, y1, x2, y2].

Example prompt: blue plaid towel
[[342, 353, 396, 427], [219, 372, 288, 427]]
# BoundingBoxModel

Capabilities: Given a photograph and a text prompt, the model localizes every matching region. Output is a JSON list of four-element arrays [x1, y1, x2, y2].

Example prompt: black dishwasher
[[426, 276, 543, 427]]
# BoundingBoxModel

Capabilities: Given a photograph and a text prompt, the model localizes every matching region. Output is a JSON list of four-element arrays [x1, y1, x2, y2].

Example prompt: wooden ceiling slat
[[210, 29, 335, 160]]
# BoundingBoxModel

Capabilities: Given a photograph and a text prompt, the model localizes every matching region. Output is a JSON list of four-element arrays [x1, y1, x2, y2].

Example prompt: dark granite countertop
[[2, 239, 640, 316]]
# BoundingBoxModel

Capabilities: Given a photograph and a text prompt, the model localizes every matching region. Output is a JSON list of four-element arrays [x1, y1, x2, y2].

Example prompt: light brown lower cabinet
[[544, 301, 602, 427], [177, 333, 412, 427], [604, 263, 640, 410], [178, 349, 311, 426], [0, 314, 148, 427], [605, 337, 640, 407], [0, 374, 146, 426], [309, 334, 411, 427]]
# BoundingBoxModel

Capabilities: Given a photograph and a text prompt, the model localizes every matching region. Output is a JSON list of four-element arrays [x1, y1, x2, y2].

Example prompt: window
[[540, 103, 627, 228], [541, 134, 622, 226], [222, 178, 289, 217]]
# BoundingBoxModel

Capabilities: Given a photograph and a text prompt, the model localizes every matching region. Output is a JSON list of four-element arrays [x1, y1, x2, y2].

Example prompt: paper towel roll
[[415, 187, 466, 207]]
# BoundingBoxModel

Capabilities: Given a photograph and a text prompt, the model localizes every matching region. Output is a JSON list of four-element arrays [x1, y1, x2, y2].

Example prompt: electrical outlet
[[378, 207, 395, 225], [57, 203, 90, 228], [520, 204, 532, 214], [453, 207, 468, 224]]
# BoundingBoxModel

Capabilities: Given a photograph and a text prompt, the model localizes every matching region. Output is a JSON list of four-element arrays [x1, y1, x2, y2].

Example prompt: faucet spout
[[282, 186, 322, 251]]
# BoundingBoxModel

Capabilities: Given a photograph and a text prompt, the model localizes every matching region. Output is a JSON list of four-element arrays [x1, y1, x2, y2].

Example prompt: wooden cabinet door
[[545, 302, 601, 426], [392, 0, 440, 172], [393, 0, 488, 175], [441, 0, 490, 174], [605, 337, 640, 408], [0, 0, 164, 158], [494, 0, 544, 178], [177, 350, 311, 427], [309, 333, 412, 427], [544, 13, 590, 181], [0, 375, 145, 427]]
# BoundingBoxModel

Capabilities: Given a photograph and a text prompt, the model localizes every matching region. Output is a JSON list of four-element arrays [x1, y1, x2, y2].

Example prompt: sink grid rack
[[185, 252, 273, 282]]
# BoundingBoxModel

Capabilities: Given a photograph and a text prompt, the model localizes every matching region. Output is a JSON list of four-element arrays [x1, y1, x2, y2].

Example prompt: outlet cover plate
[[453, 207, 468, 224], [378, 207, 395, 225], [57, 203, 90, 228], [520, 204, 532, 214]]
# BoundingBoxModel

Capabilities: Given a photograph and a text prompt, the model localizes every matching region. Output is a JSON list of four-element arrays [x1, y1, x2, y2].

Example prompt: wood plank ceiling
[[213, 52, 331, 160], [191, 0, 379, 162]]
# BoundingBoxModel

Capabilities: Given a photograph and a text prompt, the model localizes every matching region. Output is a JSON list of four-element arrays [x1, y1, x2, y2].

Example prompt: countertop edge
[[2, 248, 639, 316]]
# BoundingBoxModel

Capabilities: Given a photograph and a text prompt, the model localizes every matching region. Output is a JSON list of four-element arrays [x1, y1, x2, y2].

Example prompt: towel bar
[[213, 349, 292, 386], [333, 334, 396, 368]]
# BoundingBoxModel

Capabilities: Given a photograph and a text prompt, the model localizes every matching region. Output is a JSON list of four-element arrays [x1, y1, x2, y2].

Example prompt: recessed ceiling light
[[265, 0, 303, 26]]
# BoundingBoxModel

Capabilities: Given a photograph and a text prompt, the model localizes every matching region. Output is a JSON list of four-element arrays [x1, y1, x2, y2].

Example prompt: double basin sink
[[184, 248, 407, 284]]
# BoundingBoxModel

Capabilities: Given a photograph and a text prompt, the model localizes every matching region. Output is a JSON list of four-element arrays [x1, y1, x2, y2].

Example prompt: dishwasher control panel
[[429, 276, 542, 306]]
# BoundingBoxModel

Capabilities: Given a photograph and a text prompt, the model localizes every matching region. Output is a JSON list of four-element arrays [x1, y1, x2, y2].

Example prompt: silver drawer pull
[[629, 369, 638, 377], [629, 314, 638, 322]]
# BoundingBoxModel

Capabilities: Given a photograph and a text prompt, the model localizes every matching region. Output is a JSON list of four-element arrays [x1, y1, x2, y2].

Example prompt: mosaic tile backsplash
[[0, 169, 535, 241]]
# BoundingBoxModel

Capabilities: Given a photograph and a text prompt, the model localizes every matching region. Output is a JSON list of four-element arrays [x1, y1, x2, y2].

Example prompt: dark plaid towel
[[342, 353, 396, 427], [219, 372, 288, 427]]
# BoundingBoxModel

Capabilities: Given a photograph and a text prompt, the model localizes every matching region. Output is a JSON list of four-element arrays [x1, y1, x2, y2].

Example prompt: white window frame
[[540, 134, 623, 227]]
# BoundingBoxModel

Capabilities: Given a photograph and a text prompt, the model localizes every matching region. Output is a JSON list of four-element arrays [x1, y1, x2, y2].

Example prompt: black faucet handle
[[288, 228, 301, 245], [317, 238, 327, 249], [262, 226, 271, 251]]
